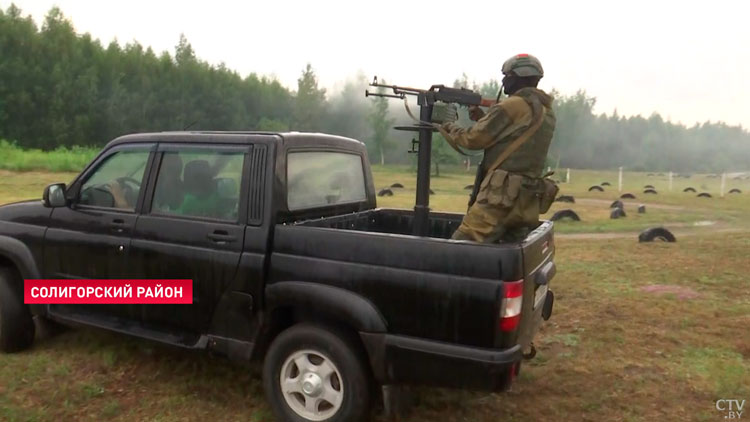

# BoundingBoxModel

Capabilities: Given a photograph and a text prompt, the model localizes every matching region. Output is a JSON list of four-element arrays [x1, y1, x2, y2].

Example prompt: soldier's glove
[[468, 105, 485, 122], [442, 103, 458, 124]]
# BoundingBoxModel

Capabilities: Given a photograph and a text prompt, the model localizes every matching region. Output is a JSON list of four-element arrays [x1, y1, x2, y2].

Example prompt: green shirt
[[177, 191, 223, 219]]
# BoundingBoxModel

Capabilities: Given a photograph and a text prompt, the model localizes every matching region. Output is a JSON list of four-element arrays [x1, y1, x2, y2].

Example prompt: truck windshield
[[287, 151, 366, 210]]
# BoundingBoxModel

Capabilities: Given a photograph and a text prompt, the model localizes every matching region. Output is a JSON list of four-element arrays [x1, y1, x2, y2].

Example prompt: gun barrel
[[365, 90, 404, 99], [369, 82, 423, 95]]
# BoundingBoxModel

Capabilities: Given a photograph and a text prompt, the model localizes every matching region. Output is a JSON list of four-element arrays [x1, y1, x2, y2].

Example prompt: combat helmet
[[502, 54, 544, 78]]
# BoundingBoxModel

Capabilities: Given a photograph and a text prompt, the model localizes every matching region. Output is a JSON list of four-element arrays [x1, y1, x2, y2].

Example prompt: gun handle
[[479, 98, 497, 107]]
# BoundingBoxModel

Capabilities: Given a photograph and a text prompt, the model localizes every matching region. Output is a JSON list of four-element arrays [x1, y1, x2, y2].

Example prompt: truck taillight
[[500, 280, 524, 332]]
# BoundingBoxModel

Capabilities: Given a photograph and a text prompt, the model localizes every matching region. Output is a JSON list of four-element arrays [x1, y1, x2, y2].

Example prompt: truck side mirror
[[43, 183, 67, 208]]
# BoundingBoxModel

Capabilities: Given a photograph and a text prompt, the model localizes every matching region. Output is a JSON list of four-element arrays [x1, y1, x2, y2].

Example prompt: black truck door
[[128, 144, 249, 335], [43, 144, 155, 317]]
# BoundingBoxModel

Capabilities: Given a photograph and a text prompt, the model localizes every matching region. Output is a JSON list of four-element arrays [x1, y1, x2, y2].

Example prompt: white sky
[[7, 0, 750, 127]]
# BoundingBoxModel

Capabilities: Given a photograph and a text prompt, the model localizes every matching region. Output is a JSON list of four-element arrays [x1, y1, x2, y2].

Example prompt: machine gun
[[365, 77, 496, 124], [365, 77, 498, 237]]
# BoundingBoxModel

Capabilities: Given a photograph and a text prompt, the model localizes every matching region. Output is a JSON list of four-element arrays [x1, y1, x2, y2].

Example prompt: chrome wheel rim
[[279, 349, 344, 421]]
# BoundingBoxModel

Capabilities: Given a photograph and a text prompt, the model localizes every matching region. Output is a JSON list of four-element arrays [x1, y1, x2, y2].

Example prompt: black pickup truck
[[0, 131, 555, 422]]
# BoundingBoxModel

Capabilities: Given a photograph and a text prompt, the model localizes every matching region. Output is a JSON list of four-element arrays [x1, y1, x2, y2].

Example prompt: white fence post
[[618, 167, 623, 192], [566, 168, 571, 184], [669, 171, 673, 191]]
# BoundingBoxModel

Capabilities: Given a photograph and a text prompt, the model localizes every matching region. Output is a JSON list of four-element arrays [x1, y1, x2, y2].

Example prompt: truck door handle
[[207, 230, 236, 243], [110, 218, 126, 233]]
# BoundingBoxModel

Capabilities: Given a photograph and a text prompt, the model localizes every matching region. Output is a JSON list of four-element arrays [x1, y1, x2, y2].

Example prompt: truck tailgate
[[516, 220, 556, 349]]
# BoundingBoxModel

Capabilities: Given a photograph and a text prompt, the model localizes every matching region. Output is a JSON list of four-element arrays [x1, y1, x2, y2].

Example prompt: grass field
[[0, 141, 98, 173], [1, 165, 749, 421]]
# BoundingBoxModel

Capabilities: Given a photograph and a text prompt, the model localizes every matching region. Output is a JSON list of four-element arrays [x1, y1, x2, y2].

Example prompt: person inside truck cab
[[175, 159, 223, 218]]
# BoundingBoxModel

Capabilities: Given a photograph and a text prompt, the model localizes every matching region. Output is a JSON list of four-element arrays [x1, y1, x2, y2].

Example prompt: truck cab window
[[151, 150, 244, 221], [78, 150, 151, 210], [287, 151, 366, 210]]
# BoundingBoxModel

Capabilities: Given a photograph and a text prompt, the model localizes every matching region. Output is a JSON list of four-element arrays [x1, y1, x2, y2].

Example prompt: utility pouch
[[539, 177, 559, 214], [476, 169, 521, 208]]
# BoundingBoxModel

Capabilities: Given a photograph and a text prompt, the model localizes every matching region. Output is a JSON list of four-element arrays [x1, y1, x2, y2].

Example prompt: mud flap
[[542, 290, 554, 321]]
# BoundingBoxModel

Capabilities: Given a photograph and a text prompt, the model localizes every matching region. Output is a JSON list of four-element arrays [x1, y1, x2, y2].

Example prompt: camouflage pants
[[452, 170, 541, 243]]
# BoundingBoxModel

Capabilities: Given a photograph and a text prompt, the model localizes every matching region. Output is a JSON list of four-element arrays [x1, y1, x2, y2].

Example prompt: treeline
[[1, 5, 749, 172], [549, 91, 750, 172]]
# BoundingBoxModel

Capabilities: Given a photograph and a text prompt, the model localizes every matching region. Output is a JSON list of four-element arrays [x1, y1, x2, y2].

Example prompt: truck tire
[[263, 324, 372, 422], [601, 182, 611, 186], [377, 189, 393, 197], [683, 187, 696, 193], [550, 209, 580, 222], [0, 267, 35, 353], [588, 185, 604, 192], [697, 192, 712, 198], [555, 195, 575, 203], [644, 188, 658, 194], [620, 193, 636, 199], [610, 200, 623, 209], [390, 183, 404, 188], [639, 227, 676, 242], [610, 208, 626, 219]]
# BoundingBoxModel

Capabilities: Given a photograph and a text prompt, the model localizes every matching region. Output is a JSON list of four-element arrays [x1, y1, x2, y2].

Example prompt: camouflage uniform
[[440, 87, 556, 243]]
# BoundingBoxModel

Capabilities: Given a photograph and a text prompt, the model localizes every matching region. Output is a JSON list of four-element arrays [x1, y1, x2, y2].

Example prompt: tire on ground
[[555, 195, 575, 203], [638, 205, 646, 214], [390, 183, 404, 188], [0, 267, 36, 353], [729, 188, 742, 194], [610, 200, 623, 209], [429, 189, 435, 195], [464, 184, 474, 190], [610, 208, 626, 219], [588, 185, 604, 192], [550, 209, 580, 222], [638, 227, 676, 242], [643, 189, 657, 194], [377, 188, 393, 197], [620, 193, 636, 199], [263, 323, 372, 422], [601, 182, 611, 186], [697, 192, 712, 198], [644, 184, 654, 189], [683, 187, 696, 193]]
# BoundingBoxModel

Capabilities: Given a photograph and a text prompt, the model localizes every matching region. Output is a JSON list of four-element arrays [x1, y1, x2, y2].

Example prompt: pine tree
[[293, 64, 326, 132]]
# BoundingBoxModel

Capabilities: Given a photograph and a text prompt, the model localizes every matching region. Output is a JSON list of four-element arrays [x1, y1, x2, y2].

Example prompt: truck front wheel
[[263, 323, 372, 422], [0, 267, 35, 353]]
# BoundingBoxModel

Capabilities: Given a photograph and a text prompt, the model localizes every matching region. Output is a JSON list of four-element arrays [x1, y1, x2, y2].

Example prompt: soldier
[[439, 53, 556, 242]]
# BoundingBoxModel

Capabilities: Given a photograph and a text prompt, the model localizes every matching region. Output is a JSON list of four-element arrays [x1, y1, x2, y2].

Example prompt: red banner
[[24, 279, 193, 304]]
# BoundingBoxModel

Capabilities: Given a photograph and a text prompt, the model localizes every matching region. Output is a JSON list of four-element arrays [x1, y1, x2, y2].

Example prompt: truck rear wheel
[[0, 267, 35, 353], [263, 323, 372, 422]]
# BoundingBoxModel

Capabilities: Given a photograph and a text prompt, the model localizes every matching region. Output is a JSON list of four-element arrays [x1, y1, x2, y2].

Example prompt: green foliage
[[292, 64, 326, 132], [0, 6, 294, 148], [1, 5, 749, 173], [256, 117, 289, 132], [431, 133, 461, 176], [550, 90, 750, 172], [0, 140, 97, 172], [367, 82, 395, 165]]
